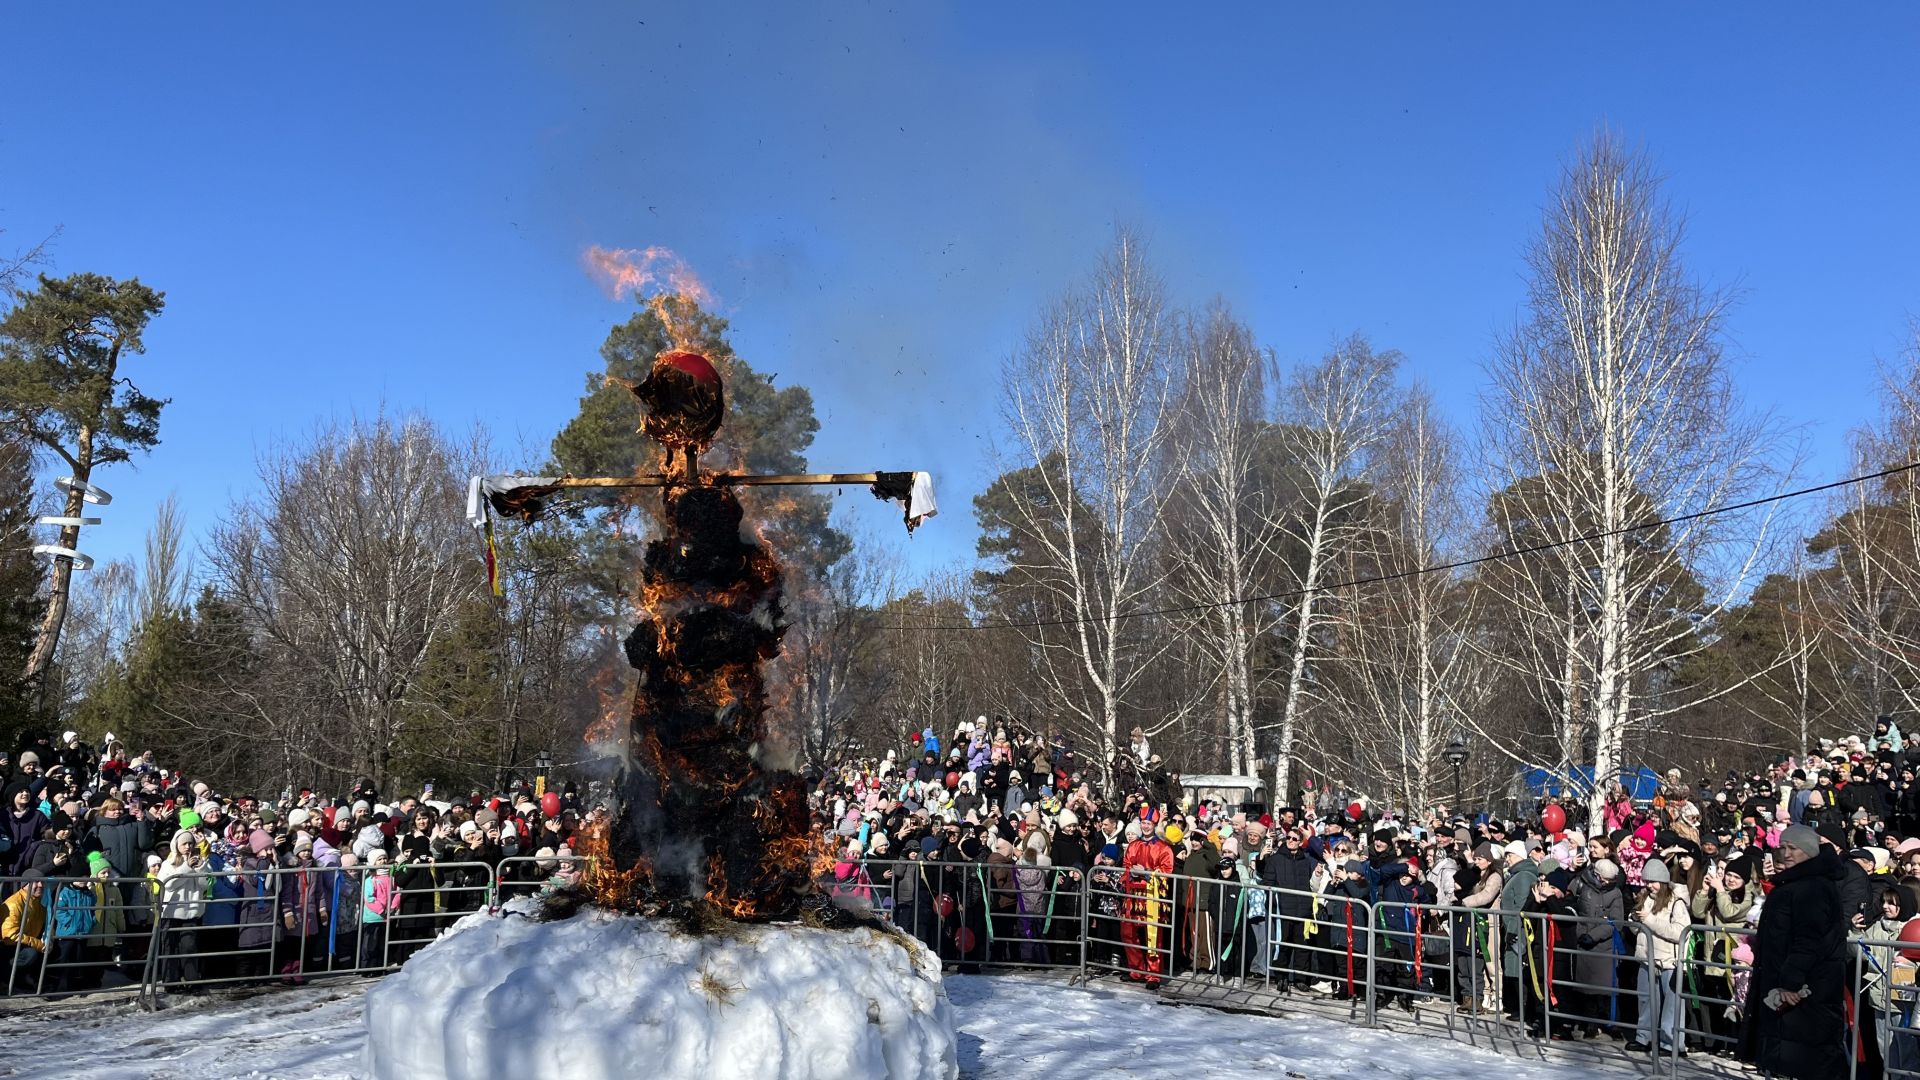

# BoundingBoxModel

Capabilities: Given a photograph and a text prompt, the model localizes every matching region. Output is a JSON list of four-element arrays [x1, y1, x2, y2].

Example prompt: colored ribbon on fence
[[1413, 912, 1422, 984], [1545, 920, 1557, 1006], [1344, 902, 1355, 996]]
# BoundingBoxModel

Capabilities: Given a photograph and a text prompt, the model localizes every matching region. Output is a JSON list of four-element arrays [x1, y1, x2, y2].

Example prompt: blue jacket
[[51, 881, 93, 940]]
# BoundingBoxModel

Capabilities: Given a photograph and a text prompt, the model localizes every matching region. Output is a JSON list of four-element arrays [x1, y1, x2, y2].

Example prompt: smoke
[[582, 244, 716, 351], [582, 244, 714, 308]]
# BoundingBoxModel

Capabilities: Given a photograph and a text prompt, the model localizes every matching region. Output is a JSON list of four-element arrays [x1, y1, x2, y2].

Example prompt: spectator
[[155, 831, 207, 990], [1739, 824, 1848, 1078], [2, 869, 48, 991]]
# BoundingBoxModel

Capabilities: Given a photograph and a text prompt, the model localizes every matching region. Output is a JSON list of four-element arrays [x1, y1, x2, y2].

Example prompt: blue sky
[[4, 5, 1917, 581]]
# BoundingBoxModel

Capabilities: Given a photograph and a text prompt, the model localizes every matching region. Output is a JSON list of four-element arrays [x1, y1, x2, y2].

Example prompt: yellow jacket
[[2, 884, 47, 952]]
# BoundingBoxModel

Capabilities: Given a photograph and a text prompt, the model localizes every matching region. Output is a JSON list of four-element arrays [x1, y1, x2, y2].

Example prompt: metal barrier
[[493, 854, 590, 906], [42, 848, 1920, 1080], [1854, 931, 1920, 1080]]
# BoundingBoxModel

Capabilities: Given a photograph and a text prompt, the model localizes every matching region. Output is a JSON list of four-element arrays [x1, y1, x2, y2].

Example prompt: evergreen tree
[[0, 272, 167, 694], [0, 432, 44, 746]]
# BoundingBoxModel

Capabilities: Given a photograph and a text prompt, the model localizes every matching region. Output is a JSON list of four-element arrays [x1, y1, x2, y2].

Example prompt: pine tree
[[0, 431, 45, 746]]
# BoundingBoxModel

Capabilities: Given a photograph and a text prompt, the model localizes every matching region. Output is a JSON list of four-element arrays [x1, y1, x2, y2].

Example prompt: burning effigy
[[366, 281, 950, 1079]]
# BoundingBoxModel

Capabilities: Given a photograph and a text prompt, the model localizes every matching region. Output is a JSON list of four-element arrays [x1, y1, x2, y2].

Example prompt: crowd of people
[[1, 730, 585, 995], [11, 715, 1920, 1079], [816, 716, 1920, 1080]]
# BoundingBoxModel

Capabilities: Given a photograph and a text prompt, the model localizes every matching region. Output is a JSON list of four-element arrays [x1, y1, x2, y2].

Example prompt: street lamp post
[[1444, 734, 1470, 814], [534, 750, 552, 798]]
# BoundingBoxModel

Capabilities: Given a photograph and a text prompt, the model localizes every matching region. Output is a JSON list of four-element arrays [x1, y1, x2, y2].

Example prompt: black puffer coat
[[1738, 849, 1848, 1079]]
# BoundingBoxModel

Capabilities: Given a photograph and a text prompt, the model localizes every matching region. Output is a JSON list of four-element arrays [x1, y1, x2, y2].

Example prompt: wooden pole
[[537, 472, 886, 491]]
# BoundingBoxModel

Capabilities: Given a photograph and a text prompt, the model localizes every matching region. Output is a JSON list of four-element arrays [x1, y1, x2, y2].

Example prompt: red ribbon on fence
[[1345, 903, 1355, 996], [1413, 914, 1423, 984], [1546, 921, 1558, 1006]]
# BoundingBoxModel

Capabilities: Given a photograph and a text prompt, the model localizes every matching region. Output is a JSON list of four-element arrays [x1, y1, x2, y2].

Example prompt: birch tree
[[1479, 133, 1780, 824], [1269, 335, 1400, 807], [1166, 305, 1285, 774], [1802, 351, 1920, 722], [1323, 389, 1490, 812], [980, 230, 1184, 780]]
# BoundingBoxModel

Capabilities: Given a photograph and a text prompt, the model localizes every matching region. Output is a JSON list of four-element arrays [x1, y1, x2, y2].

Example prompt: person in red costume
[[1122, 818, 1176, 986]]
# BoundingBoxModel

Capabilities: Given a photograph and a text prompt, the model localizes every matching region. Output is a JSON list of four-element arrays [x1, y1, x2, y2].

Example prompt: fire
[[583, 245, 714, 351], [580, 816, 653, 909], [594, 406, 818, 921]]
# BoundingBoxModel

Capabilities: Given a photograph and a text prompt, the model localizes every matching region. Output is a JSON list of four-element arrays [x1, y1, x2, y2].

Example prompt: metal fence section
[[36, 851, 1920, 1080]]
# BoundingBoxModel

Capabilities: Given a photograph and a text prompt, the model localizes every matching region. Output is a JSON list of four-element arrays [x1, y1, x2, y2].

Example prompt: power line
[[883, 460, 1920, 633]]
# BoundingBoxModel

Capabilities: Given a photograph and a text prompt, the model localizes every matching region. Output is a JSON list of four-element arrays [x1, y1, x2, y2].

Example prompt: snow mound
[[362, 900, 958, 1080]]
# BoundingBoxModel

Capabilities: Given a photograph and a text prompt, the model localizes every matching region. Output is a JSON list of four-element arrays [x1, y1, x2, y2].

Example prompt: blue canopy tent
[[1521, 765, 1661, 801]]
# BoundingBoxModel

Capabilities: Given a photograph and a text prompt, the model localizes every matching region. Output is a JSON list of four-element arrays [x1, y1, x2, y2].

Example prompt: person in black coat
[[1260, 829, 1319, 987], [1739, 826, 1848, 1079]]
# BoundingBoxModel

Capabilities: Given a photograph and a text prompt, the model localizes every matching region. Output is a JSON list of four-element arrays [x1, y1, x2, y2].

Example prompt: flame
[[583, 245, 714, 351], [581, 817, 652, 909], [584, 654, 627, 748]]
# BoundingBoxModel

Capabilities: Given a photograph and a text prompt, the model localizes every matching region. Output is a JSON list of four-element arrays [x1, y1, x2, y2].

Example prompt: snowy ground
[[0, 972, 1638, 1080]]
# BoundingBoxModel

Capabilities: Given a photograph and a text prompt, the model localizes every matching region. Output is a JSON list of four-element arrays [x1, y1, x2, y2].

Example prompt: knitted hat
[[178, 808, 202, 830], [286, 808, 309, 827], [1162, 823, 1185, 845], [1502, 841, 1528, 861], [1642, 859, 1672, 884], [1472, 843, 1497, 862], [86, 851, 111, 876], [1593, 858, 1621, 882], [1779, 824, 1822, 857]]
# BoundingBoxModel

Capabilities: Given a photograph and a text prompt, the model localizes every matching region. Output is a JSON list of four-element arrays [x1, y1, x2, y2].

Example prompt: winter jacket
[[1498, 860, 1540, 975], [1260, 846, 1316, 919], [234, 857, 278, 949], [362, 871, 395, 923], [279, 866, 330, 934], [1459, 867, 1504, 909], [1837, 859, 1872, 926], [1738, 849, 1848, 1079], [51, 880, 94, 940], [157, 858, 208, 921], [1633, 885, 1692, 970], [1, 884, 46, 951], [3, 808, 47, 873], [92, 817, 152, 879], [1568, 867, 1627, 991], [1429, 853, 1460, 907]]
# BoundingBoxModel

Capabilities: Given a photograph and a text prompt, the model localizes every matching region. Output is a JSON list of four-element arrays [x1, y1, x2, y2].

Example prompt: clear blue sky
[[4, 5, 1917, 579]]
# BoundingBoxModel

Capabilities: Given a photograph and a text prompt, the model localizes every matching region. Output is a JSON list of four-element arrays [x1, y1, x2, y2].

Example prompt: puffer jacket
[[157, 857, 208, 921], [1633, 885, 1691, 969]]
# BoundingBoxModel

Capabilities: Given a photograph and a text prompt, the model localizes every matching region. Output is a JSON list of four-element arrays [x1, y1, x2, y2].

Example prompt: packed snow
[[363, 903, 957, 1080], [0, 967, 1645, 1079]]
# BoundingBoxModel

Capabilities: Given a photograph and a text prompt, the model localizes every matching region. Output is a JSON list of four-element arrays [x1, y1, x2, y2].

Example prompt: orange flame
[[583, 245, 714, 351]]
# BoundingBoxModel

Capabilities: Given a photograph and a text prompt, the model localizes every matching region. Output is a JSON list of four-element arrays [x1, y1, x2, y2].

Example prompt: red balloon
[[540, 791, 562, 817], [945, 771, 960, 790], [936, 894, 957, 920], [1898, 917, 1920, 962], [956, 927, 977, 953], [1542, 805, 1567, 833], [1346, 801, 1364, 821]]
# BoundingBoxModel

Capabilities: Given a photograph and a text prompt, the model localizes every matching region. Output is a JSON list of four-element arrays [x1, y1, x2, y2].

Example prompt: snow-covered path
[[0, 973, 1632, 1079]]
